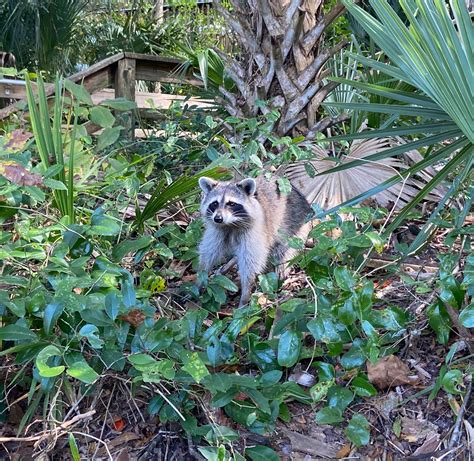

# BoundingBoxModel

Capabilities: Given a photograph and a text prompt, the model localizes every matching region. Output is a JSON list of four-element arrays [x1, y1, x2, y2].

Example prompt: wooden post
[[114, 57, 136, 139]]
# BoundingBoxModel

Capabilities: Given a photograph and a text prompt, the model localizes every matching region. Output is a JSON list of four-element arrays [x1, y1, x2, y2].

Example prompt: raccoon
[[198, 175, 312, 307]]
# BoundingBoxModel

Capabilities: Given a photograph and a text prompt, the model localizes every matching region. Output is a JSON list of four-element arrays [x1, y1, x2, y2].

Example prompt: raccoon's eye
[[208, 201, 219, 212], [226, 201, 236, 207]]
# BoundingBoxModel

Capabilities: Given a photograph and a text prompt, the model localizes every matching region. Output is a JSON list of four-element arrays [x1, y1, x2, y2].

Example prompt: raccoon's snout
[[213, 213, 223, 223]]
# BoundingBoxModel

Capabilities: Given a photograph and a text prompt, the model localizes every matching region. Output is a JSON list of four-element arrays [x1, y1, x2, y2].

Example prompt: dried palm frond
[[279, 136, 446, 211]]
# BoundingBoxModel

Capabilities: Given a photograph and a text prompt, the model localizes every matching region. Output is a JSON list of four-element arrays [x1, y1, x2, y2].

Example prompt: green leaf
[[315, 407, 344, 425], [246, 446, 279, 461], [341, 343, 366, 369], [327, 385, 354, 411], [334, 267, 356, 291], [0, 324, 38, 341], [97, 126, 122, 151], [43, 178, 68, 190], [100, 98, 137, 111], [182, 352, 210, 383], [310, 380, 334, 403], [112, 236, 154, 261], [277, 329, 301, 367], [307, 317, 341, 344], [36, 345, 65, 377], [352, 376, 377, 397], [345, 414, 370, 447], [68, 433, 81, 461], [277, 177, 292, 196], [459, 303, 474, 328], [89, 106, 116, 128], [427, 301, 451, 345], [43, 302, 65, 336], [442, 370, 464, 395], [90, 207, 121, 236], [79, 324, 104, 349], [66, 359, 99, 384], [64, 79, 93, 105], [211, 275, 239, 292]]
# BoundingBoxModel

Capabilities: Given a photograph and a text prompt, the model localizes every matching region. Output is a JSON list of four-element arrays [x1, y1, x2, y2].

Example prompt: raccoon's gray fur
[[198, 175, 312, 307]]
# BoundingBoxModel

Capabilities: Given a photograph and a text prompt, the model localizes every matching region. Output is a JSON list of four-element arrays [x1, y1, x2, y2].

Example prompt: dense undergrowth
[[0, 74, 473, 460]]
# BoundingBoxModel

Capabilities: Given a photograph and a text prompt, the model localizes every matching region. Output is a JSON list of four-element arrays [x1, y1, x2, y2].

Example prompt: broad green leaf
[[442, 370, 464, 395], [89, 106, 115, 128], [66, 360, 99, 384], [352, 376, 377, 397], [112, 236, 154, 261], [327, 385, 354, 411], [0, 324, 38, 341], [334, 267, 356, 291], [36, 345, 65, 377], [307, 317, 341, 343], [183, 352, 210, 383], [128, 353, 157, 368], [100, 98, 137, 111], [341, 343, 367, 369], [64, 79, 93, 105], [277, 329, 301, 367], [315, 407, 344, 424], [79, 324, 104, 349], [246, 446, 279, 461], [310, 379, 334, 403], [459, 303, 474, 328], [43, 302, 65, 336], [43, 178, 67, 190], [427, 301, 451, 345], [345, 414, 370, 447], [259, 370, 283, 386], [90, 207, 121, 236], [97, 126, 122, 151]]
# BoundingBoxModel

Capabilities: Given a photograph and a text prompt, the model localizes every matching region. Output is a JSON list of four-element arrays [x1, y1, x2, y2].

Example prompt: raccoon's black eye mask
[[208, 201, 219, 212]]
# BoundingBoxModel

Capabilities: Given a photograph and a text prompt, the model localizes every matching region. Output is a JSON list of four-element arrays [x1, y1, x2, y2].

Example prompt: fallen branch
[[0, 410, 96, 443]]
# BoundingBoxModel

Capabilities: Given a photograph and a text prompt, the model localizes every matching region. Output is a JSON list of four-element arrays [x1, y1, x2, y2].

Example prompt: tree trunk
[[213, 0, 349, 139]]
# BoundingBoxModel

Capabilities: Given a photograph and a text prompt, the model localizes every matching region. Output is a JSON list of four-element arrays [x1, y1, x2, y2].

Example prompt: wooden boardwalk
[[0, 52, 212, 136]]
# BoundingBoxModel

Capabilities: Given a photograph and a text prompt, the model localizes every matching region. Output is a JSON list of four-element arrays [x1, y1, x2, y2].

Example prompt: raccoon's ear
[[238, 178, 257, 196], [199, 177, 218, 194]]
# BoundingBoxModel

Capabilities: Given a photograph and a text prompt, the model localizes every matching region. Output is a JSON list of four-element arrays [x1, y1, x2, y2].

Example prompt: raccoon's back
[[254, 176, 311, 240]]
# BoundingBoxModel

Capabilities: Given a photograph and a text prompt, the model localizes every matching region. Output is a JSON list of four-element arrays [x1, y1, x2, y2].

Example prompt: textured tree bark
[[213, 0, 348, 139]]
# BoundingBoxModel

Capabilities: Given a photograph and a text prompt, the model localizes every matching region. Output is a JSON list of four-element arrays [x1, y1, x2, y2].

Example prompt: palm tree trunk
[[213, 0, 349, 139]]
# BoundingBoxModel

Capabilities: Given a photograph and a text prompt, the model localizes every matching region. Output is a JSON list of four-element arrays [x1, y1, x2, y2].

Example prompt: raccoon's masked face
[[199, 177, 257, 229]]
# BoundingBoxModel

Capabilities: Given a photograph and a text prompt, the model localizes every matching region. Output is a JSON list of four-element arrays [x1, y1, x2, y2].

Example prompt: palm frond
[[280, 133, 445, 210]]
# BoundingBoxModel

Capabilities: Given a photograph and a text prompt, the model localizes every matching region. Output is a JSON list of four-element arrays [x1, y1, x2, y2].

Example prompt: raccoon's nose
[[214, 213, 223, 223]]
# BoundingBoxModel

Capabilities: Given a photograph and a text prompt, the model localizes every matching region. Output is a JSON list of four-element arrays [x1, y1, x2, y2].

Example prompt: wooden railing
[[0, 52, 211, 137]]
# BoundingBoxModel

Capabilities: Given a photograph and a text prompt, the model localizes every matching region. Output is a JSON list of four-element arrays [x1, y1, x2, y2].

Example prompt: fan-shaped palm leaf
[[280, 135, 445, 210], [317, 0, 473, 253]]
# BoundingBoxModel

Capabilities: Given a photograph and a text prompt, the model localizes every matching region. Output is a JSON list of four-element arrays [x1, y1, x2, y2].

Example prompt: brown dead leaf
[[371, 391, 401, 419], [0, 162, 43, 186], [400, 417, 438, 443], [367, 355, 415, 389], [412, 432, 440, 455], [118, 309, 146, 328], [3, 129, 33, 152], [336, 443, 351, 458]]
